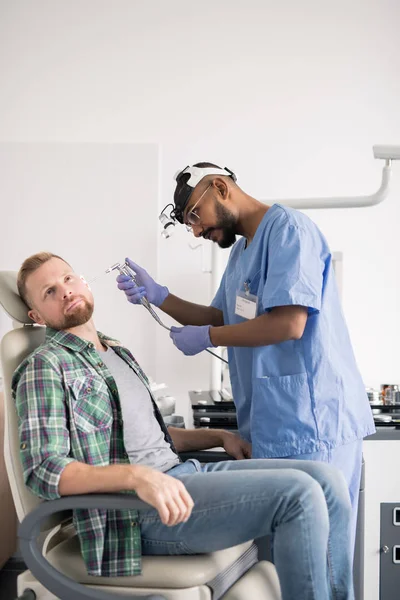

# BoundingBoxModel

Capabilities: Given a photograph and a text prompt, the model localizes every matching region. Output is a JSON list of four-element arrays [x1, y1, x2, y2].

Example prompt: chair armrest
[[18, 494, 166, 600], [179, 450, 233, 462]]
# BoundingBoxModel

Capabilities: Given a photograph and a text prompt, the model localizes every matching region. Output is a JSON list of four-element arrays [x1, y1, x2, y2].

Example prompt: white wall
[[1, 0, 400, 422], [0, 143, 160, 375]]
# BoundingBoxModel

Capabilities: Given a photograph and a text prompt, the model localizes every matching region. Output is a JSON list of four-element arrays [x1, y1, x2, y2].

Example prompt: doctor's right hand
[[132, 464, 194, 526], [116, 258, 169, 307]]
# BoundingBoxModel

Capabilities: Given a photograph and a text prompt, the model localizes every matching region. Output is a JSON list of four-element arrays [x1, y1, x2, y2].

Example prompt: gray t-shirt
[[101, 346, 180, 472]]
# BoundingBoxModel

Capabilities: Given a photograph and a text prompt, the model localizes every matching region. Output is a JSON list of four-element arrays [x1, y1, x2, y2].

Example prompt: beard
[[47, 296, 94, 330], [210, 201, 237, 248]]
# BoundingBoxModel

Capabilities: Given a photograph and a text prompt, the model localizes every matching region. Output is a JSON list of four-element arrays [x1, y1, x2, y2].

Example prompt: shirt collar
[[45, 327, 121, 352]]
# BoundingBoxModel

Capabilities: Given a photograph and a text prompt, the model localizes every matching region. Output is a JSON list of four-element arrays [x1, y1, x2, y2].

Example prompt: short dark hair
[[192, 162, 221, 169], [173, 162, 222, 224]]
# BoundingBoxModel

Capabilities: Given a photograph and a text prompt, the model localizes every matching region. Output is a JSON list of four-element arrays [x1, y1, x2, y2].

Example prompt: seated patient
[[12, 252, 355, 600]]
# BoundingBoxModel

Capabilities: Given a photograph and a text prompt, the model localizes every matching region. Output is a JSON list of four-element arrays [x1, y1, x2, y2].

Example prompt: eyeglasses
[[184, 184, 212, 231]]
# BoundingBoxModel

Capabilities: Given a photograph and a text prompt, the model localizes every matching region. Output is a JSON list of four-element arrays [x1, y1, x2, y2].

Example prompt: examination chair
[[0, 271, 281, 600]]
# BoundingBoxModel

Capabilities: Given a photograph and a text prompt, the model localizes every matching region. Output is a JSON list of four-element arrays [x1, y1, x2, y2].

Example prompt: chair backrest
[[0, 271, 46, 522]]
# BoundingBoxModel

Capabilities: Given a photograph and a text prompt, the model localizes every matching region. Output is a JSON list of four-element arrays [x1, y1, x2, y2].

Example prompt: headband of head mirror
[[173, 165, 237, 224]]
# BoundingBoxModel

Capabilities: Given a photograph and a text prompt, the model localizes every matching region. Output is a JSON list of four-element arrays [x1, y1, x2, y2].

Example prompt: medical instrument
[[106, 262, 171, 331], [86, 274, 102, 284], [159, 165, 237, 231], [159, 209, 176, 239], [85, 269, 113, 285], [106, 261, 228, 364]]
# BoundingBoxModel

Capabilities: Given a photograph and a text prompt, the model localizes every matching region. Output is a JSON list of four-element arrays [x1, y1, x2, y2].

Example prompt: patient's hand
[[131, 464, 194, 526], [221, 431, 252, 460]]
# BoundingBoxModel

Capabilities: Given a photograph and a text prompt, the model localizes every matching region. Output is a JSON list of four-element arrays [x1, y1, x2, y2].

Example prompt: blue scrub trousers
[[285, 439, 363, 552]]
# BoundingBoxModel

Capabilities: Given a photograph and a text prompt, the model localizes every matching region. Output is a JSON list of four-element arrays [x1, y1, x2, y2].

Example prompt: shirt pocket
[[66, 375, 113, 433]]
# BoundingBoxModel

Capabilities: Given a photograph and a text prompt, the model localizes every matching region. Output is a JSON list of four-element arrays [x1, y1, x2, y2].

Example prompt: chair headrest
[[0, 271, 33, 325]]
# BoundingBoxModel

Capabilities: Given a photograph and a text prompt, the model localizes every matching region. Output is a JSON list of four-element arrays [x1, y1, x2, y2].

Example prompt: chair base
[[17, 561, 281, 600]]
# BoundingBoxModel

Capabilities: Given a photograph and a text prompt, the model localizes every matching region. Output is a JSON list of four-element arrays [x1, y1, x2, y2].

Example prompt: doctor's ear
[[213, 177, 229, 200], [80, 275, 91, 290]]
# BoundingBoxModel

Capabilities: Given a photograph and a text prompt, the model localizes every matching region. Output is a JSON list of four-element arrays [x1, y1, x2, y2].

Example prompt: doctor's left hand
[[170, 325, 215, 356]]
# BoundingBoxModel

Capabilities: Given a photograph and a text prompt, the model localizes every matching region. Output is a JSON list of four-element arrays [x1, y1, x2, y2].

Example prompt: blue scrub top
[[212, 204, 375, 458]]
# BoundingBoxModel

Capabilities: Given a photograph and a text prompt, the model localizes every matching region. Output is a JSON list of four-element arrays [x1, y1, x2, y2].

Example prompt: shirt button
[[131, 521, 137, 527], [21, 443, 27, 450], [112, 389, 118, 396], [98, 362, 104, 368], [86, 387, 92, 393], [88, 343, 94, 349]]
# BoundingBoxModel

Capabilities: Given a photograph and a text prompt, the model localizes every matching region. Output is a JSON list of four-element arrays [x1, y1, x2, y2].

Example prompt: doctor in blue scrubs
[[117, 162, 375, 543]]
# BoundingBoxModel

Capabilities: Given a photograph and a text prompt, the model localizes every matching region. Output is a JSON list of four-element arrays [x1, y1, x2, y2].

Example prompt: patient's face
[[26, 257, 94, 330]]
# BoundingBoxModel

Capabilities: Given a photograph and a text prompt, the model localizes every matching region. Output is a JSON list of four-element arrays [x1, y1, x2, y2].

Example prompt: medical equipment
[[158, 205, 177, 238], [373, 145, 400, 160], [106, 261, 228, 364], [106, 262, 171, 331], [173, 165, 237, 225], [190, 390, 237, 433], [158, 165, 237, 232], [159, 210, 175, 239], [268, 145, 400, 209]]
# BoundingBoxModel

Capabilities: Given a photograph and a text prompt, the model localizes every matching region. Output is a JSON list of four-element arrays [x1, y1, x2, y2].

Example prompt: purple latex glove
[[116, 258, 169, 307], [170, 325, 216, 356]]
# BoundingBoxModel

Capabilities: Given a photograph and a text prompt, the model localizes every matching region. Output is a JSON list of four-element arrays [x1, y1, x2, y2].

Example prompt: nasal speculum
[[106, 262, 171, 331], [106, 261, 228, 364]]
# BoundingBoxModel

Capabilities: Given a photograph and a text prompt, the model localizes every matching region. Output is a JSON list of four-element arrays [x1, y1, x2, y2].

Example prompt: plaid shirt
[[12, 327, 179, 577]]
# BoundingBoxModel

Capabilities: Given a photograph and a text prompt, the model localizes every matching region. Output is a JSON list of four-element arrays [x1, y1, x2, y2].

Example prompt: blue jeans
[[138, 458, 354, 600]]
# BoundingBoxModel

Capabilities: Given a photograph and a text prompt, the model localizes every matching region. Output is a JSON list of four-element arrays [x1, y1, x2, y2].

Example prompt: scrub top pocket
[[251, 373, 318, 456]]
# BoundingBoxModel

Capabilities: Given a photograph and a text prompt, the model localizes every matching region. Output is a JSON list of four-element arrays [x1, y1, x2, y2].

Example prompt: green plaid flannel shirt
[[12, 327, 179, 577]]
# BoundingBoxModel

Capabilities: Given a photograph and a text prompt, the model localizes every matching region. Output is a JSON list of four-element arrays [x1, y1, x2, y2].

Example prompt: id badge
[[235, 290, 258, 320]]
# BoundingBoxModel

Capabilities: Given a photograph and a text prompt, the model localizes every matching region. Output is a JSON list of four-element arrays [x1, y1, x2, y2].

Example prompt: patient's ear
[[80, 275, 91, 290], [28, 309, 45, 326]]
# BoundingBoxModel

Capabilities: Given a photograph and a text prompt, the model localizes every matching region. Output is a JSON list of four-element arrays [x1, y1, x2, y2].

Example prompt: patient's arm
[[59, 461, 141, 495], [14, 355, 193, 526], [59, 461, 194, 526], [168, 427, 252, 459]]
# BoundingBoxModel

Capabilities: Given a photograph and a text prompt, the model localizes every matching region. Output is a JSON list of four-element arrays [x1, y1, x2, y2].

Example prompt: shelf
[[369, 404, 400, 411]]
